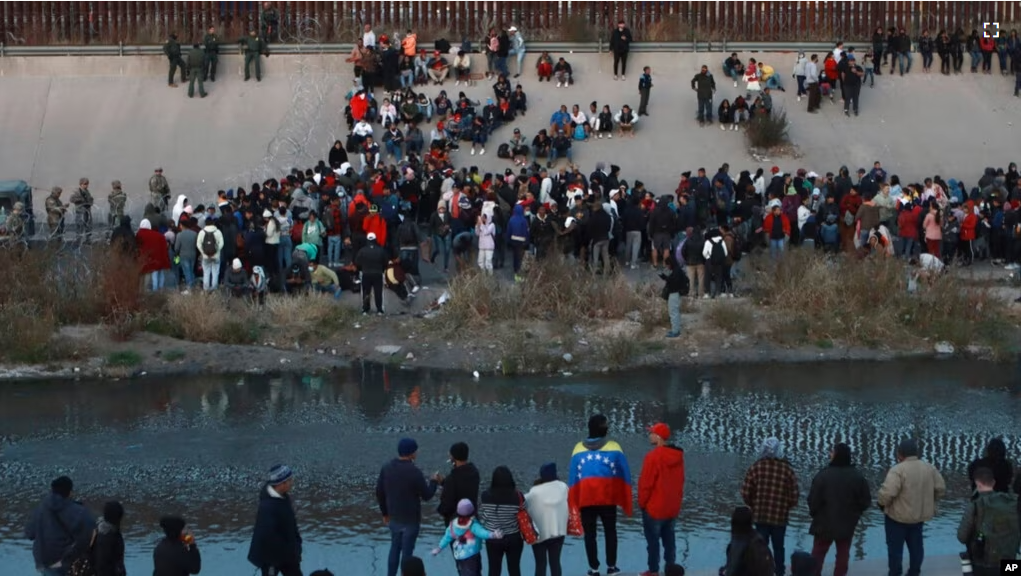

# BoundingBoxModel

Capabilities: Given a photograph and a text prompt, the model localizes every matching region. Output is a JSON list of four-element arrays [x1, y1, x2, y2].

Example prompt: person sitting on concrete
[[718, 99, 735, 131], [225, 258, 250, 297], [722, 52, 744, 86], [614, 104, 638, 138], [570, 104, 589, 139], [510, 84, 528, 116], [549, 129, 573, 168], [760, 60, 786, 91], [549, 104, 571, 133], [453, 50, 472, 86], [536, 51, 554, 81], [427, 50, 450, 85], [553, 57, 574, 87], [733, 95, 750, 127], [532, 129, 553, 164], [593, 104, 614, 139]]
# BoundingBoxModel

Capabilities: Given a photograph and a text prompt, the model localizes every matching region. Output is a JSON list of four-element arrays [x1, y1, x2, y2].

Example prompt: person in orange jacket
[[363, 204, 388, 248], [637, 423, 685, 576], [761, 200, 791, 259]]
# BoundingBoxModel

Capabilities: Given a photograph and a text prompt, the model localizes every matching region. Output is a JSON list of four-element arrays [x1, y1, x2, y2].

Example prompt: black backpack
[[496, 143, 511, 159], [678, 271, 691, 296], [731, 235, 743, 262], [201, 230, 218, 257], [710, 239, 726, 265], [398, 221, 417, 245]]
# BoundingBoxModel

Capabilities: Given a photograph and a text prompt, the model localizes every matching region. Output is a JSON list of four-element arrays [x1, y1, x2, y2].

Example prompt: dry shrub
[[437, 257, 663, 333], [749, 250, 1016, 354], [705, 301, 755, 334], [264, 294, 355, 344], [746, 108, 791, 150], [558, 14, 598, 43], [157, 292, 258, 345]]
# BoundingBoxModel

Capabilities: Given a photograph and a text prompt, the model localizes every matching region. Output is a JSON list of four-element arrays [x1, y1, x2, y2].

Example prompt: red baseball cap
[[648, 423, 671, 440]]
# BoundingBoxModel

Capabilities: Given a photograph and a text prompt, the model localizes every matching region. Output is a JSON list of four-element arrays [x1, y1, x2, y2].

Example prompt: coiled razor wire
[[214, 17, 344, 202]]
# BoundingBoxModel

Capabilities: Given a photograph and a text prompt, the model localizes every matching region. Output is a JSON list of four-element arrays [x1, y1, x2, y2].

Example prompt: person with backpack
[[720, 506, 775, 576], [877, 439, 946, 576], [720, 224, 740, 296], [196, 219, 225, 291], [807, 443, 871, 576], [701, 228, 728, 299], [958, 467, 1020, 576], [740, 438, 799, 576]]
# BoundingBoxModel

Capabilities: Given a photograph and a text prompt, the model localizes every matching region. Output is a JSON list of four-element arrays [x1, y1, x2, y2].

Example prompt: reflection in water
[[0, 360, 1017, 574]]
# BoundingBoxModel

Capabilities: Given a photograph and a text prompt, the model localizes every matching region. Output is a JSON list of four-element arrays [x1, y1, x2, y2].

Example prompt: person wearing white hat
[[355, 232, 390, 315], [508, 26, 526, 78], [224, 257, 250, 298]]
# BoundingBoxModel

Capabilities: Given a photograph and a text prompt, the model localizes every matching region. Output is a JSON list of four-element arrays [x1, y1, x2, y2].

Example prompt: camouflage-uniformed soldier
[[5, 201, 26, 244], [69, 177, 94, 242], [260, 2, 279, 43], [149, 167, 170, 210], [202, 26, 221, 81], [187, 44, 208, 98], [240, 30, 269, 82], [45, 186, 67, 239], [108, 180, 127, 227], [164, 33, 188, 87]]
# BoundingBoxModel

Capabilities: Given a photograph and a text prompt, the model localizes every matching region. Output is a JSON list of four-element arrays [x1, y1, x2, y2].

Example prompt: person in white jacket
[[196, 221, 225, 291], [525, 463, 568, 576]]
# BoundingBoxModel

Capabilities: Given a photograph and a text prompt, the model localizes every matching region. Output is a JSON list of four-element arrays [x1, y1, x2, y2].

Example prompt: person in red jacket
[[960, 209, 978, 264], [896, 200, 922, 259], [761, 201, 791, 260], [839, 188, 863, 252], [136, 218, 172, 292], [363, 204, 388, 248], [637, 423, 685, 576]]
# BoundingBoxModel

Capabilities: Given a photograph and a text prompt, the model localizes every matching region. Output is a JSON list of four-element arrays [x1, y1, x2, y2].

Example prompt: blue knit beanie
[[268, 464, 293, 486]]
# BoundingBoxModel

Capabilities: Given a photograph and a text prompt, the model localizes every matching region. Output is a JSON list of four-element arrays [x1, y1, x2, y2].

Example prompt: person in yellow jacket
[[760, 61, 786, 92], [877, 439, 946, 576]]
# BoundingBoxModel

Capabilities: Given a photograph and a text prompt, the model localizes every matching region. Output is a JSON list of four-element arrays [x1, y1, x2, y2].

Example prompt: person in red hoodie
[[136, 218, 172, 292], [363, 204, 388, 249], [960, 208, 978, 265], [637, 423, 685, 576], [761, 201, 791, 260], [896, 199, 922, 259]]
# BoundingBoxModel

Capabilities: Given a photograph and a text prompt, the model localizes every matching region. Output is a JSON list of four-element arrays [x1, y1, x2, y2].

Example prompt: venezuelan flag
[[568, 440, 633, 516]]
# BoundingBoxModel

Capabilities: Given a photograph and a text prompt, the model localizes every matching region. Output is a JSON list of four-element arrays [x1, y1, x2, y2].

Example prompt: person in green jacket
[[164, 33, 188, 87], [186, 44, 208, 98], [240, 30, 269, 82], [202, 26, 221, 81]]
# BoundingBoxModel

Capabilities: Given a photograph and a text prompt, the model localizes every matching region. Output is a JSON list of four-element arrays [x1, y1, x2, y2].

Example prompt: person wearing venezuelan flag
[[568, 414, 634, 576]]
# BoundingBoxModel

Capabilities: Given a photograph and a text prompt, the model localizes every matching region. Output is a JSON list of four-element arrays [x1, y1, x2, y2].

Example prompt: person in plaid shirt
[[741, 437, 800, 576]]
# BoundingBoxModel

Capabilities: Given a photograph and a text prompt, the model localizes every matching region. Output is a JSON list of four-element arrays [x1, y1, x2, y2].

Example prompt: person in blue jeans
[[376, 438, 439, 576], [429, 204, 453, 273], [877, 439, 946, 576], [638, 423, 685, 575]]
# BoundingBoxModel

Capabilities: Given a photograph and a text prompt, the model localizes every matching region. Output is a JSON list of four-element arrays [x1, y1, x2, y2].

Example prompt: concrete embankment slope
[[0, 51, 1018, 219]]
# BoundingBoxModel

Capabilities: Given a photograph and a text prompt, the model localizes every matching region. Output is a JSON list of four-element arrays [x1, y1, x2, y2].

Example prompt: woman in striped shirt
[[479, 466, 524, 576]]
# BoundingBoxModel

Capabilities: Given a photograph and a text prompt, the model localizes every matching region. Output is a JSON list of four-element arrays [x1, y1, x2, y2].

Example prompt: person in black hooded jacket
[[437, 442, 481, 525], [153, 516, 201, 576], [248, 465, 303, 576], [94, 501, 126, 576]]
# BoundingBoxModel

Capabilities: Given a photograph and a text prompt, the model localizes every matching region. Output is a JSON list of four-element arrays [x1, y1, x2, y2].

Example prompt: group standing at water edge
[[22, 413, 1021, 576]]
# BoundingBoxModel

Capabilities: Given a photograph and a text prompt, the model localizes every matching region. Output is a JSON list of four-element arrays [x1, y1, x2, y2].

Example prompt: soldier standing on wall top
[[241, 30, 269, 82], [149, 167, 170, 211], [261, 2, 279, 43], [187, 44, 208, 98], [164, 33, 188, 87], [203, 26, 221, 81]]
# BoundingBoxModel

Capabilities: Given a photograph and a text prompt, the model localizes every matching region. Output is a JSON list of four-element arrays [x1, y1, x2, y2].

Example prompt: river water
[[1, 360, 1019, 574]]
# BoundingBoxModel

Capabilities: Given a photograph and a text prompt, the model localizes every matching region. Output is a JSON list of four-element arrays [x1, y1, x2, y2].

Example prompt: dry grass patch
[[704, 301, 756, 334], [748, 250, 1017, 355], [436, 257, 663, 334]]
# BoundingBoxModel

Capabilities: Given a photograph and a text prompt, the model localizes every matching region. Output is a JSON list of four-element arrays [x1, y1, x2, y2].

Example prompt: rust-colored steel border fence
[[1, 2, 1020, 47]]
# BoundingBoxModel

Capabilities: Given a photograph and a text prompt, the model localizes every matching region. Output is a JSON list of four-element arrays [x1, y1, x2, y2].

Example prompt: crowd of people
[[23, 415, 1021, 576]]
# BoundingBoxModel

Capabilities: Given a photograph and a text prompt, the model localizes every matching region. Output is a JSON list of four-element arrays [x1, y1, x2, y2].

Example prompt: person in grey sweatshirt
[[793, 52, 808, 100], [174, 223, 199, 292]]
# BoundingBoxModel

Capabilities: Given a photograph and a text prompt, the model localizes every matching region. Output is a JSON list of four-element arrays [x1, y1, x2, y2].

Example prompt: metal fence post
[[118, 40, 123, 57]]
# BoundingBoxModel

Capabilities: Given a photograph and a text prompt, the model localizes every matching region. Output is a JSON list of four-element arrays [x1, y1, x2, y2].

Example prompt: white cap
[[806, 171, 819, 179], [367, 232, 377, 241], [232, 258, 243, 270]]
